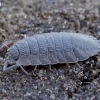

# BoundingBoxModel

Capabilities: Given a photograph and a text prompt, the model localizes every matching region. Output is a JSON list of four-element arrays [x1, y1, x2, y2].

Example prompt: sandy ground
[[0, 0, 100, 100]]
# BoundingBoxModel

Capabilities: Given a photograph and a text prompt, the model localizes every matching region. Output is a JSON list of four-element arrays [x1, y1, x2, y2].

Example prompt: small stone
[[24, 92, 32, 96], [2, 89, 6, 94], [38, 70, 43, 77], [79, 14, 85, 20], [34, 86, 37, 89], [84, 76, 87, 79], [50, 94, 55, 100]]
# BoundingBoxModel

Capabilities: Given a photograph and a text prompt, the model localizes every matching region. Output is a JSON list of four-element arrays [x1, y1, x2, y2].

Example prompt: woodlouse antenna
[[0, 40, 14, 52], [3, 60, 29, 75]]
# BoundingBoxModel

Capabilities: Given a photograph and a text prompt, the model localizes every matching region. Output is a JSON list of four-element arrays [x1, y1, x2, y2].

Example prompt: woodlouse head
[[0, 40, 13, 61], [7, 45, 19, 64]]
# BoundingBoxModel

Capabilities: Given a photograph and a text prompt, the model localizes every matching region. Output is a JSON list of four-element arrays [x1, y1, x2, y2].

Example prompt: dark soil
[[0, 0, 100, 100]]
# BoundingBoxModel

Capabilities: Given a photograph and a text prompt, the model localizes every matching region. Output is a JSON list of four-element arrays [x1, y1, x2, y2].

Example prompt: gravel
[[0, 0, 100, 100]]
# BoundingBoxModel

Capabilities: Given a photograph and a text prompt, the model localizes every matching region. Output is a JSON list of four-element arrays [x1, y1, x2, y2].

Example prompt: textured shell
[[7, 32, 100, 66]]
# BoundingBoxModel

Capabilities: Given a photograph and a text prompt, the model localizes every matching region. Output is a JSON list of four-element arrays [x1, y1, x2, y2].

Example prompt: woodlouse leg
[[76, 63, 81, 67], [19, 65, 29, 75], [34, 65, 37, 71], [49, 65, 52, 70], [3, 60, 19, 71], [3, 61, 29, 75], [66, 63, 71, 68], [3, 60, 9, 71]]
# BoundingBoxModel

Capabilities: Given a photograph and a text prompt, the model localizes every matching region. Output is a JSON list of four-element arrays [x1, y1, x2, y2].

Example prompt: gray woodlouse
[[0, 32, 100, 75]]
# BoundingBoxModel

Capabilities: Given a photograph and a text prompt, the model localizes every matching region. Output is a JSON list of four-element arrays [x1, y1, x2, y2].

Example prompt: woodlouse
[[0, 32, 100, 75]]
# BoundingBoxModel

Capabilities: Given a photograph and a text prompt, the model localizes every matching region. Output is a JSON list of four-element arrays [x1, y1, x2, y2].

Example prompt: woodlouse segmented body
[[1, 32, 100, 74]]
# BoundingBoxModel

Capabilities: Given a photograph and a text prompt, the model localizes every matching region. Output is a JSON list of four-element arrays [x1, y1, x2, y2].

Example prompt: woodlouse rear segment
[[1, 32, 100, 74]]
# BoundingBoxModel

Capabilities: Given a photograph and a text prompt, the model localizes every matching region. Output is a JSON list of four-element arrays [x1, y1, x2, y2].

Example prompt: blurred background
[[0, 0, 100, 40]]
